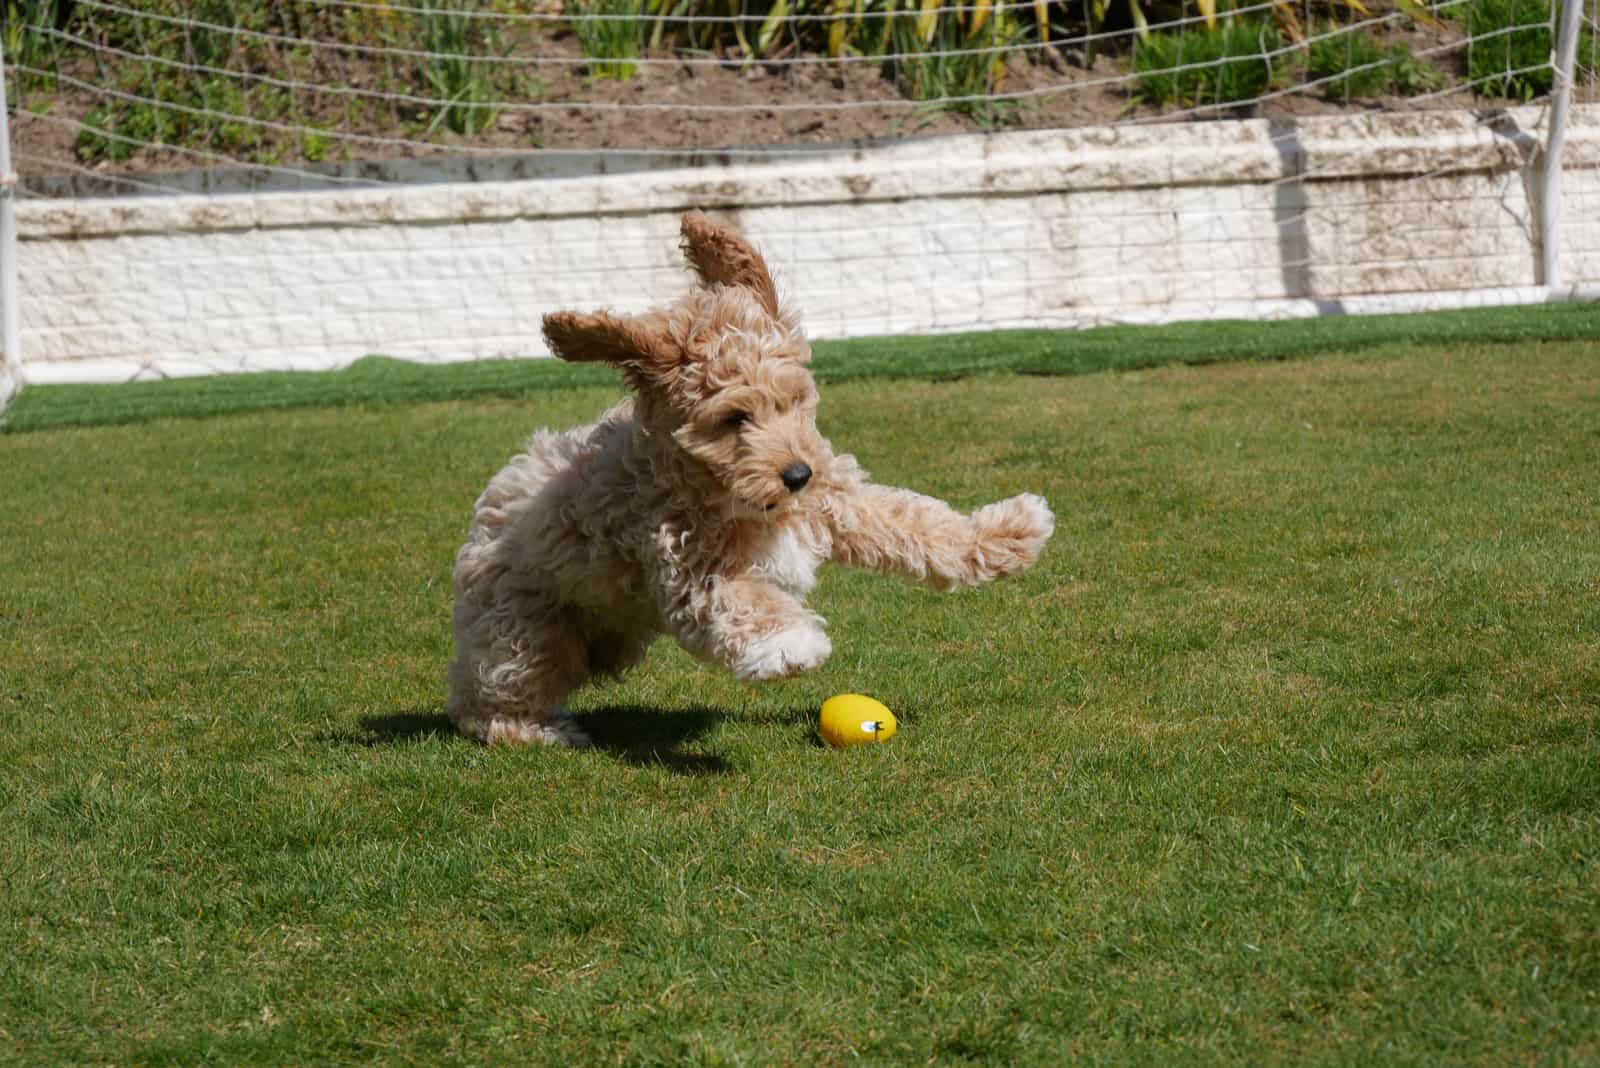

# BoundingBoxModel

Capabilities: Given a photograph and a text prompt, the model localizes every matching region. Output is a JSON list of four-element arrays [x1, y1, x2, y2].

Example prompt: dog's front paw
[[970, 493, 1055, 579], [732, 623, 832, 682]]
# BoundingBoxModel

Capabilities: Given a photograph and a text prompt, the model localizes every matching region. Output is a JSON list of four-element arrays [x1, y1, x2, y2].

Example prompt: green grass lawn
[[2, 335, 1598, 1064], [7, 301, 1598, 434]]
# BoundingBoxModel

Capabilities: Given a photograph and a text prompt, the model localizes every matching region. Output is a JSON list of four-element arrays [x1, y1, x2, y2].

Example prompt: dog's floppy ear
[[680, 210, 790, 326], [542, 310, 680, 377]]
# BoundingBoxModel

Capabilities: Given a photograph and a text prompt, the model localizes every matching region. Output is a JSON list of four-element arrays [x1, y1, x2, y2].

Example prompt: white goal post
[[0, 57, 20, 408], [0, 0, 1597, 398], [1542, 0, 1591, 291]]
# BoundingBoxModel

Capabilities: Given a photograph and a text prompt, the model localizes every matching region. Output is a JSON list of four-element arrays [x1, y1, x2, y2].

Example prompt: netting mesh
[[0, 1, 1595, 387], [5, 0, 1591, 191]]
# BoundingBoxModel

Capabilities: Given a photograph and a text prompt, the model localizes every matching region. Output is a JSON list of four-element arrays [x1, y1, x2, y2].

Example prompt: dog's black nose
[[781, 462, 812, 493]]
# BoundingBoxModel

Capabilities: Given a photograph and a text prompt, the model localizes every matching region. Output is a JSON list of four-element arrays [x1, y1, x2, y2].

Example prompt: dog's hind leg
[[585, 629, 656, 681], [447, 585, 594, 747]]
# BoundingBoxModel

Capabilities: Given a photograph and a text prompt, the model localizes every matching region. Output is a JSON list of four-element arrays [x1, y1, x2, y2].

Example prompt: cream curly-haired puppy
[[447, 211, 1054, 745]]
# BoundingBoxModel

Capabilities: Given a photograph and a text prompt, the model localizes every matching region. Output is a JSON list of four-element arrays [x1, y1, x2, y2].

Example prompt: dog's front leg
[[660, 575, 831, 682], [826, 482, 1054, 591]]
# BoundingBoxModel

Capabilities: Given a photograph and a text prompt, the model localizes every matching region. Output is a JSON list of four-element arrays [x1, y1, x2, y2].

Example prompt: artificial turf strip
[[4, 300, 1598, 433], [2, 339, 1597, 1063]]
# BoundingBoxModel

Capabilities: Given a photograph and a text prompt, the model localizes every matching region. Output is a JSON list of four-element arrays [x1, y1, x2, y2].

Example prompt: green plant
[[1075, 0, 1151, 61], [568, 0, 646, 81], [1305, 29, 1447, 99], [567, 0, 1032, 111], [1132, 18, 1285, 109], [643, 0, 777, 58], [1464, 0, 1593, 100], [888, 1, 1029, 126], [180, 0, 245, 69], [1388, 41, 1449, 94], [73, 64, 270, 165], [1307, 27, 1392, 98], [2, 0, 65, 100], [74, 104, 133, 162], [2, 0, 52, 63], [419, 0, 503, 135], [66, 3, 291, 165], [644, 0, 914, 63], [301, 129, 329, 162], [74, 82, 187, 164]]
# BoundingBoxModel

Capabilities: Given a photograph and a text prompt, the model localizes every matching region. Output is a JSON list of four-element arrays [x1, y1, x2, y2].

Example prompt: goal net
[[1, 0, 1596, 388]]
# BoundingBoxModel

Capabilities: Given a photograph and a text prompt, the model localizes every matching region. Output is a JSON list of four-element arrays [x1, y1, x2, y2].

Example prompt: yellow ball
[[818, 694, 897, 748]]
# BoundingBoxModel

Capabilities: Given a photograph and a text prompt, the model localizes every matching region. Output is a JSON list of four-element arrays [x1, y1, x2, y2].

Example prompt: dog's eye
[[723, 411, 751, 430]]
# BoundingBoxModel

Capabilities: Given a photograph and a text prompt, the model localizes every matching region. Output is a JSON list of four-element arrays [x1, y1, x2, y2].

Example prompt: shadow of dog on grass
[[340, 706, 729, 775]]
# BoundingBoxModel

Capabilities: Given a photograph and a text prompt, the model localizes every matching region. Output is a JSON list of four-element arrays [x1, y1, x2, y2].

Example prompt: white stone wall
[[14, 105, 1600, 385]]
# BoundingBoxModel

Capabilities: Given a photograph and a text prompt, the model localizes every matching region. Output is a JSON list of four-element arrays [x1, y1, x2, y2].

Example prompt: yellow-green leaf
[[972, 0, 993, 36], [828, 0, 849, 56], [1275, 2, 1305, 44], [1130, 0, 1150, 42], [758, 0, 787, 56], [1393, 0, 1440, 27]]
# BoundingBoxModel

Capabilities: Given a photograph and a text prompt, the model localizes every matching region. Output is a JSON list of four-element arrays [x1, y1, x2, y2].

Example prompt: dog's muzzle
[[781, 462, 813, 494]]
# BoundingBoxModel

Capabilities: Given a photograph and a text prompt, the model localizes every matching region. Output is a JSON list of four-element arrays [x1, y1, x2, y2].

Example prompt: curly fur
[[447, 210, 1055, 746]]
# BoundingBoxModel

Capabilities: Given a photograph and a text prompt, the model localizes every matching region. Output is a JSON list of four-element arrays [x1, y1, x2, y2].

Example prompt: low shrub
[[568, 0, 645, 81], [887, 4, 1029, 127], [1307, 28, 1393, 98], [1308, 29, 1448, 99], [1132, 19, 1287, 109], [1465, 0, 1594, 101], [419, 0, 504, 134]]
